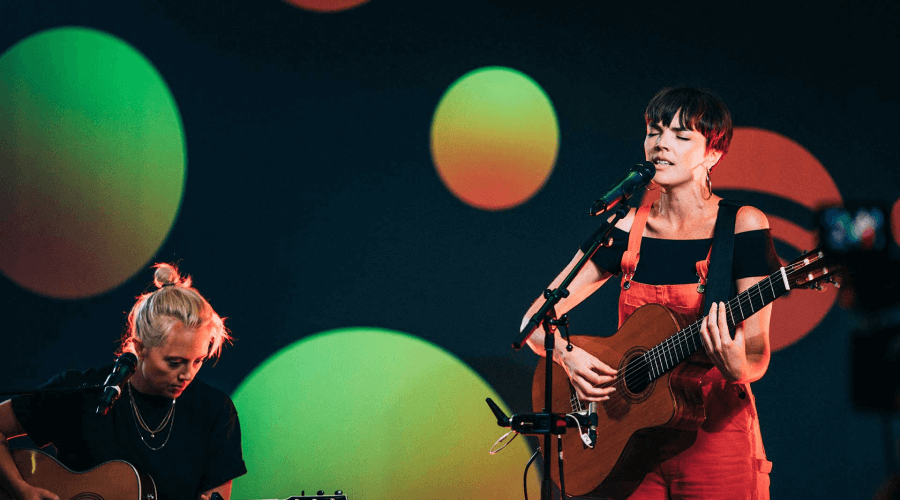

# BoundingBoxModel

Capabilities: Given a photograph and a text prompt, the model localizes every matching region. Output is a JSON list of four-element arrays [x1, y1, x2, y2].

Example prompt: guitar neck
[[643, 267, 790, 380]]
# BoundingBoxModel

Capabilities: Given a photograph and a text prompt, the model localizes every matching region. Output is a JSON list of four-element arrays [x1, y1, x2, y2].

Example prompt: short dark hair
[[644, 87, 733, 156]]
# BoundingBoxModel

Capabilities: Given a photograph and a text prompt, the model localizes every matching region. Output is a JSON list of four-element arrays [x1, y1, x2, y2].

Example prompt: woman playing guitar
[[522, 88, 780, 499], [0, 263, 246, 500]]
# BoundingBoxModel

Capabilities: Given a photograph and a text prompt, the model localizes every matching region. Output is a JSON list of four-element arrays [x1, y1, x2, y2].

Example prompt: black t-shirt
[[11, 365, 247, 500], [580, 226, 781, 285]]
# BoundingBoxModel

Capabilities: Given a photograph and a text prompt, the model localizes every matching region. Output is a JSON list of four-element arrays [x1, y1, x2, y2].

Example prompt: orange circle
[[282, 0, 369, 12], [718, 128, 842, 351], [638, 127, 842, 351], [892, 198, 900, 246]]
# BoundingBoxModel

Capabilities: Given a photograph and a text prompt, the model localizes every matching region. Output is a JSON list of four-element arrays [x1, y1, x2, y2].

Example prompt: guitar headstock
[[783, 248, 844, 290], [244, 491, 347, 500], [285, 493, 347, 500]]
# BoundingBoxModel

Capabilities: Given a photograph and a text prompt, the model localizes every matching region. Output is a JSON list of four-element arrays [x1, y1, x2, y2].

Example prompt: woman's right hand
[[556, 345, 617, 402]]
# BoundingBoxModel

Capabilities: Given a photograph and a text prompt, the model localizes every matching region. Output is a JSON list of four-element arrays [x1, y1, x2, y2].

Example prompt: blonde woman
[[0, 263, 246, 500]]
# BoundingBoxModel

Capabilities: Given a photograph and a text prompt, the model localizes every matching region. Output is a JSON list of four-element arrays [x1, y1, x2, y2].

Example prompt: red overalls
[[621, 205, 772, 500]]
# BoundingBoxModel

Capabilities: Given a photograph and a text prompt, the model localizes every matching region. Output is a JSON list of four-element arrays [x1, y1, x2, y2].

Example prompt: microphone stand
[[1, 385, 134, 421], [502, 200, 632, 500], [0, 386, 100, 399]]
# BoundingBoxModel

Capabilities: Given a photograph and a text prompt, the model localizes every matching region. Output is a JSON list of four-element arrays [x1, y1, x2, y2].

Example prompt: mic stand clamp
[[550, 315, 574, 353], [502, 200, 632, 500], [486, 397, 597, 500], [486, 397, 594, 436]]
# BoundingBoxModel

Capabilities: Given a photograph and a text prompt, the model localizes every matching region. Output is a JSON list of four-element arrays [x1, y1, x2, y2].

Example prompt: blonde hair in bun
[[120, 263, 232, 360]]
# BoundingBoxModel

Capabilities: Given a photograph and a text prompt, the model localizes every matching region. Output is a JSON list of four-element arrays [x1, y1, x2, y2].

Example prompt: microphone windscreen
[[634, 160, 656, 180], [118, 352, 138, 369]]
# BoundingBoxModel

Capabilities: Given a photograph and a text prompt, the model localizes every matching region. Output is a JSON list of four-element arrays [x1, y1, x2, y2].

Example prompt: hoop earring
[[704, 170, 713, 200]]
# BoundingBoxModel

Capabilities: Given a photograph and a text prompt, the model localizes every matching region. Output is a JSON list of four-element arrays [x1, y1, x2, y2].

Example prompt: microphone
[[95, 352, 138, 416], [588, 402, 597, 448], [590, 161, 656, 216]]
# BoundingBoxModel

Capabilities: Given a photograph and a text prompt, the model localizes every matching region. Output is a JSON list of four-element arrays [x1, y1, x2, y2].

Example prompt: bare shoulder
[[612, 207, 638, 232], [0, 399, 26, 438], [735, 205, 770, 233]]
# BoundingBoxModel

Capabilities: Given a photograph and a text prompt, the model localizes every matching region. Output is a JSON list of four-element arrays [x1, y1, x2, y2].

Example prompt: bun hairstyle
[[120, 263, 232, 360], [152, 263, 183, 289]]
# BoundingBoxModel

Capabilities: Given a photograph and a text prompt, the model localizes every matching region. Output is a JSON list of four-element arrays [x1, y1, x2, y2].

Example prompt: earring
[[704, 169, 713, 200]]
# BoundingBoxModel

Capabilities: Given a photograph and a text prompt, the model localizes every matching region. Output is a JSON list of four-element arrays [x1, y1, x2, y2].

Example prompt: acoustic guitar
[[0, 448, 156, 500], [0, 449, 348, 500], [532, 248, 840, 499]]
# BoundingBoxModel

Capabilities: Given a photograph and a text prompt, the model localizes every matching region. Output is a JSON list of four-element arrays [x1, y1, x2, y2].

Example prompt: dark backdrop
[[1, 0, 898, 498]]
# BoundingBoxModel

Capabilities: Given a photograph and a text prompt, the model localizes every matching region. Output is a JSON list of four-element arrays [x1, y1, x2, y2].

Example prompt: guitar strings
[[585, 257, 821, 419], [607, 276, 772, 403], [642, 255, 820, 381], [608, 268, 780, 393], [566, 257, 818, 422], [640, 273, 774, 381]]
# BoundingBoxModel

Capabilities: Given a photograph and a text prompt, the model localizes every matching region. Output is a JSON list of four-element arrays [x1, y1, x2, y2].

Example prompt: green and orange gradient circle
[[232, 328, 540, 500], [0, 28, 185, 299], [431, 67, 560, 211]]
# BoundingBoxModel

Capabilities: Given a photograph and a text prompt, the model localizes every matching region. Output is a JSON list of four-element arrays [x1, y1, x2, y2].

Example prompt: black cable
[[524, 448, 540, 500]]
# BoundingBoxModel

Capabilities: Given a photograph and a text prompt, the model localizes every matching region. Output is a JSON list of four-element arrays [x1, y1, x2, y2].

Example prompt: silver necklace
[[128, 383, 176, 451]]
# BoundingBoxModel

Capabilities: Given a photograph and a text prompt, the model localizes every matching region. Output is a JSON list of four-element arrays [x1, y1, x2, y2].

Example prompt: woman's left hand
[[700, 301, 749, 382]]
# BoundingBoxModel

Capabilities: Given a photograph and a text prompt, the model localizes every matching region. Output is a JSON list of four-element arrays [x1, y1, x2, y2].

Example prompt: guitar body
[[532, 304, 711, 499], [0, 449, 157, 500], [0, 449, 349, 500]]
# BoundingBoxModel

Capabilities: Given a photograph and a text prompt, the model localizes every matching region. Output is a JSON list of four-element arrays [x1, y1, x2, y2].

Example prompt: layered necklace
[[128, 382, 176, 451]]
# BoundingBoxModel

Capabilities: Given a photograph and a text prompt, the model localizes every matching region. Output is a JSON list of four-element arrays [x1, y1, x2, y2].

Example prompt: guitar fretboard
[[637, 267, 790, 382]]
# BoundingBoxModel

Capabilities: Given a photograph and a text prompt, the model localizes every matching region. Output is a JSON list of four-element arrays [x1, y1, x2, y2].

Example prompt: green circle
[[0, 27, 185, 298], [232, 328, 539, 499]]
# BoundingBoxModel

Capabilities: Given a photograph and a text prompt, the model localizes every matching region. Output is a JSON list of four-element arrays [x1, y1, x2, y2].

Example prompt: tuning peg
[[317, 492, 325, 496], [335, 492, 343, 496]]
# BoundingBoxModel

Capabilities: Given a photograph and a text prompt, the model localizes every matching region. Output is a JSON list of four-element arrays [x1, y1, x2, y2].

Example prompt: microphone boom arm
[[513, 201, 633, 350]]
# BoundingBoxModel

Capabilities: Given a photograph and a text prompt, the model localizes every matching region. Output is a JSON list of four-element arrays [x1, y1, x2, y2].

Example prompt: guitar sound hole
[[619, 349, 655, 404], [625, 361, 650, 394], [623, 359, 650, 394]]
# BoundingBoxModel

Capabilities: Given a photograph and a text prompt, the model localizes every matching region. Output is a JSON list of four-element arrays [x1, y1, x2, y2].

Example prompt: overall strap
[[620, 204, 652, 289], [695, 245, 714, 290], [701, 199, 743, 314]]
